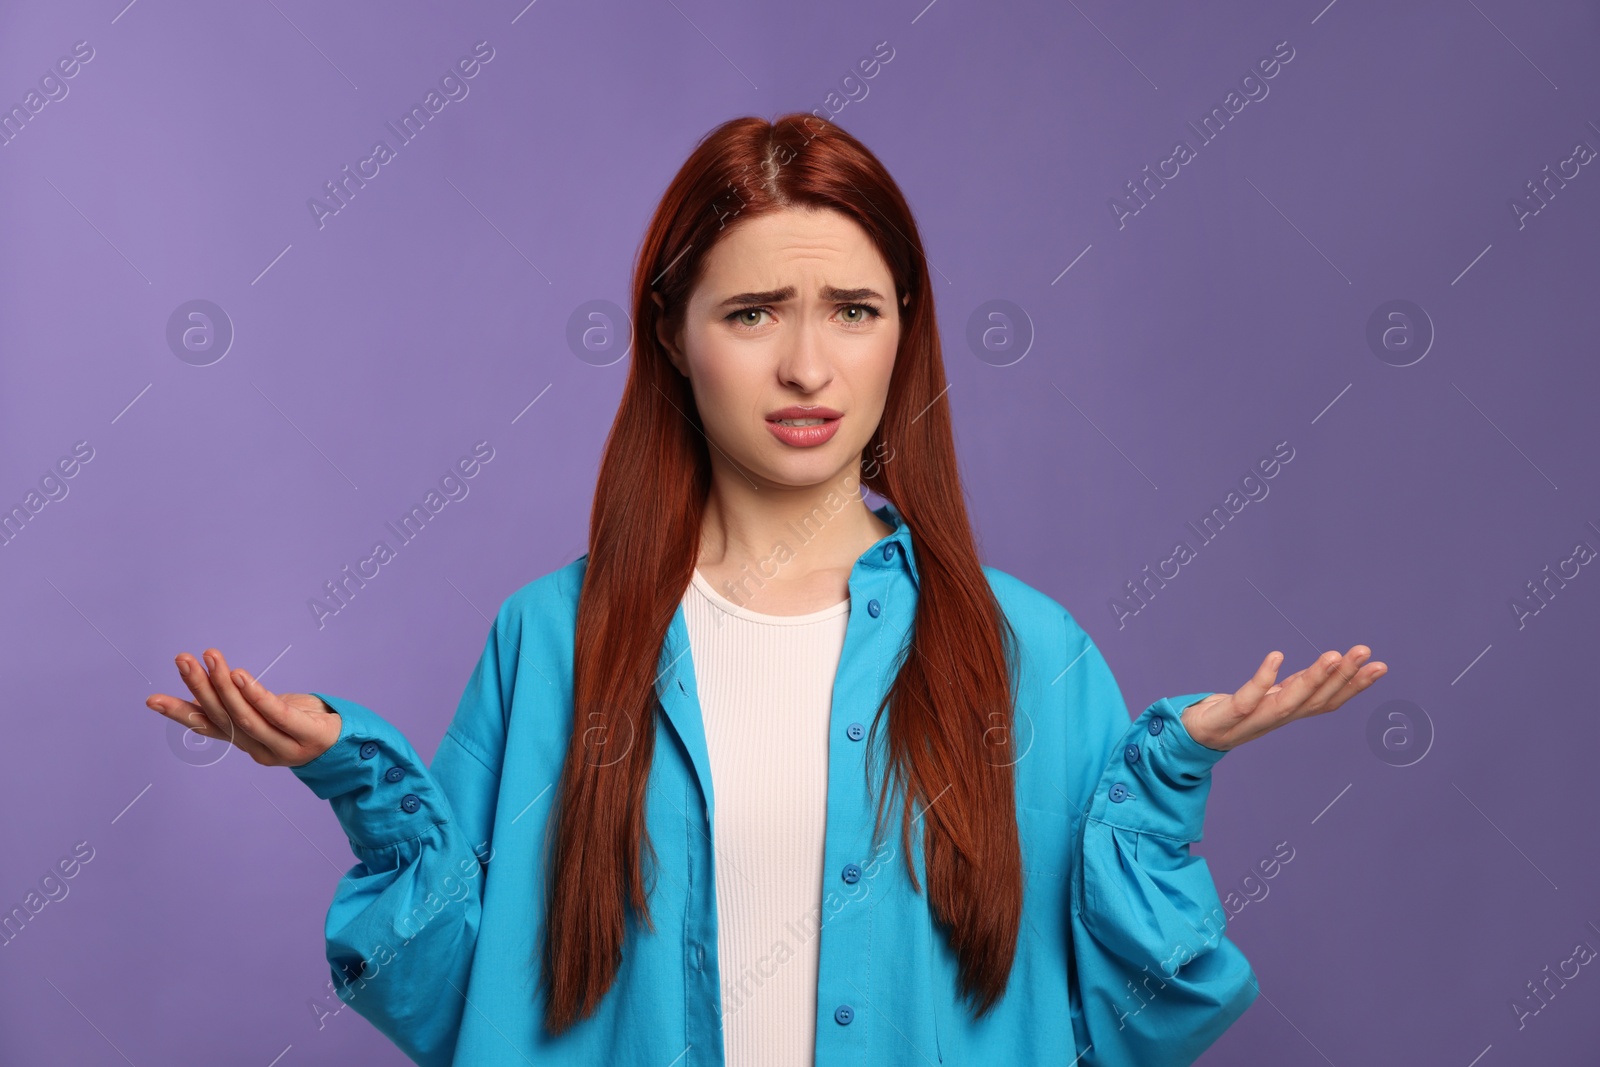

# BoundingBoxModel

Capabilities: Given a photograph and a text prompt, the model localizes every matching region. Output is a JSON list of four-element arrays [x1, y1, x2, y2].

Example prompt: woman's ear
[[651, 290, 686, 375]]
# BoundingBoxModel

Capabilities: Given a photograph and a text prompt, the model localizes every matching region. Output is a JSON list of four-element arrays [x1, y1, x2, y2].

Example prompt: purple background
[[3, 0, 1598, 1063]]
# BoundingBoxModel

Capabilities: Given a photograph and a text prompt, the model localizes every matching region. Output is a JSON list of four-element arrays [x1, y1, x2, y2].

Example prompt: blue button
[[846, 722, 865, 741], [400, 794, 421, 814], [1109, 782, 1129, 803], [1124, 743, 1140, 764], [867, 599, 881, 618], [359, 741, 378, 760], [842, 863, 862, 884], [834, 1004, 854, 1025], [882, 543, 896, 560], [1148, 716, 1165, 736], [384, 766, 404, 782]]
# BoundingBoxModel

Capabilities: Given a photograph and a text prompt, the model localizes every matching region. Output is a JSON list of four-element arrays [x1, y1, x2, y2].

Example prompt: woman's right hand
[[144, 648, 342, 768]]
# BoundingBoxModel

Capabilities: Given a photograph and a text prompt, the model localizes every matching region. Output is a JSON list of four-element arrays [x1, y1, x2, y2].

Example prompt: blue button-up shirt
[[294, 499, 1257, 1065]]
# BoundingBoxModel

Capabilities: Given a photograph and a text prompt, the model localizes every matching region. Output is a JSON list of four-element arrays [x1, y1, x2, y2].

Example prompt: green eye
[[841, 303, 883, 324], [723, 303, 883, 330], [726, 307, 771, 328]]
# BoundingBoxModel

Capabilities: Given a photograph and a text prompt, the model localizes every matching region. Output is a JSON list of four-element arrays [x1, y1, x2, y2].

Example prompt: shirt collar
[[866, 497, 919, 590], [575, 498, 918, 587]]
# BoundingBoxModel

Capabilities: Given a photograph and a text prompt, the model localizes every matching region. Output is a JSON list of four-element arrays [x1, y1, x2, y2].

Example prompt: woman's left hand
[[1179, 646, 1387, 752]]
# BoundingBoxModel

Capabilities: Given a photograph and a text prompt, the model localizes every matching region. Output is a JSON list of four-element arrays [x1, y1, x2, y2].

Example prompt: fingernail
[[232, 669, 246, 687]]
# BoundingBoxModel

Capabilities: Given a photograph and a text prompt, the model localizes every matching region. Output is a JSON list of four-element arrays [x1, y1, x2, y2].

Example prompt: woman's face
[[655, 206, 903, 494]]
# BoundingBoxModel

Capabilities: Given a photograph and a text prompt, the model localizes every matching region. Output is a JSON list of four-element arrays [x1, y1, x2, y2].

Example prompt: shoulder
[[980, 562, 1106, 702], [490, 554, 588, 660], [500, 554, 587, 617], [440, 557, 587, 763], [979, 563, 1122, 721], [980, 563, 1083, 649]]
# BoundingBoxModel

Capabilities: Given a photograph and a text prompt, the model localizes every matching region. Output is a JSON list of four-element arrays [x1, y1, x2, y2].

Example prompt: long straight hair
[[537, 113, 1023, 1035]]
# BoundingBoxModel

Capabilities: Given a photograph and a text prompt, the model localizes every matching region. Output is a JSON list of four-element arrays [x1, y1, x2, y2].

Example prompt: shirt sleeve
[[1061, 620, 1259, 1066], [290, 603, 515, 1067]]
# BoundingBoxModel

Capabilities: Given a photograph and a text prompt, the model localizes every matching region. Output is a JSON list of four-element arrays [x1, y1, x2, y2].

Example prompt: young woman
[[144, 114, 1385, 1066]]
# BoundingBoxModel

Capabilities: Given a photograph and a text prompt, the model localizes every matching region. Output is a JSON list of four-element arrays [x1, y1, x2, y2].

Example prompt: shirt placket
[[813, 538, 905, 1061]]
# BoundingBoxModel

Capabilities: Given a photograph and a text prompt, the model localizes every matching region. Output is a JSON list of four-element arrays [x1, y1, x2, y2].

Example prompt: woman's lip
[[765, 415, 842, 448], [767, 408, 842, 419]]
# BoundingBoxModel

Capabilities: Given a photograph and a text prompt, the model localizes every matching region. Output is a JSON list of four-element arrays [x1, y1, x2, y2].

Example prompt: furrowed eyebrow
[[716, 285, 886, 308]]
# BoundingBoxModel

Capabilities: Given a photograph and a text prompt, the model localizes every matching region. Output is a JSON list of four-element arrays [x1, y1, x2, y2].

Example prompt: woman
[[143, 114, 1385, 1066]]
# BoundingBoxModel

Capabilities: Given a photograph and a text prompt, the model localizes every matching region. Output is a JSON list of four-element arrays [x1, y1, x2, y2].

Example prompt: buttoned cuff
[[290, 693, 450, 850], [1087, 692, 1227, 842]]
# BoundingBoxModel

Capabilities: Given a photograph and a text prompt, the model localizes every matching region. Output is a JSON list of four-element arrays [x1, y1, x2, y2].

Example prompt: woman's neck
[[695, 479, 893, 605]]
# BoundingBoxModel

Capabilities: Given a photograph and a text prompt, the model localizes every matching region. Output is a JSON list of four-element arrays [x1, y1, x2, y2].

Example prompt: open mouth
[[765, 414, 842, 447]]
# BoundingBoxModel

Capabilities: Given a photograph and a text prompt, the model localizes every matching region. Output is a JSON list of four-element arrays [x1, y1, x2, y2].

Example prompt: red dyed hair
[[538, 113, 1023, 1034]]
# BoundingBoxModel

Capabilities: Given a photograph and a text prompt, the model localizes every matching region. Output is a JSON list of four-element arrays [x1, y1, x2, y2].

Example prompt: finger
[[176, 653, 236, 735], [1266, 650, 1346, 722], [144, 691, 268, 758], [1230, 651, 1286, 717], [1316, 650, 1387, 712], [230, 669, 323, 748], [203, 650, 299, 761], [152, 691, 279, 762], [1306, 646, 1371, 709]]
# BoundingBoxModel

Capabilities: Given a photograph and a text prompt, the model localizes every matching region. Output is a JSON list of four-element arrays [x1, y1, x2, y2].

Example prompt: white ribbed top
[[682, 567, 851, 1067]]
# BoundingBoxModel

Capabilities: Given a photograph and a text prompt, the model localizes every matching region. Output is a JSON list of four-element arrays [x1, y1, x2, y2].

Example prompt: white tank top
[[682, 567, 851, 1067]]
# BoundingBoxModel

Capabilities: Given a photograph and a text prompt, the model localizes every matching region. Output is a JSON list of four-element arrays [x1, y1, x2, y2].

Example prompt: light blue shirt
[[294, 499, 1257, 1065]]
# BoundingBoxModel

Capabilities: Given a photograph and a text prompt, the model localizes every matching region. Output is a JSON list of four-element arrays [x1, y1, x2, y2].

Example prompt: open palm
[[143, 648, 340, 768], [1180, 645, 1387, 752]]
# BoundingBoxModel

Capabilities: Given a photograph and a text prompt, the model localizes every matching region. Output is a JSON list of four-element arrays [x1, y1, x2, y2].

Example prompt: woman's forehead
[[698, 210, 890, 290]]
